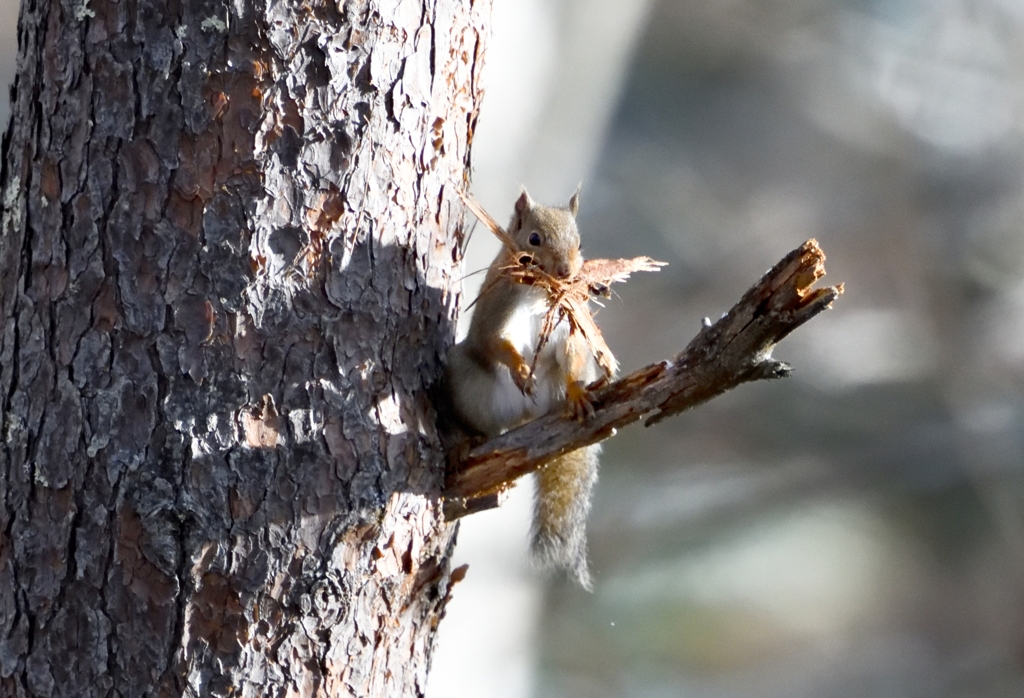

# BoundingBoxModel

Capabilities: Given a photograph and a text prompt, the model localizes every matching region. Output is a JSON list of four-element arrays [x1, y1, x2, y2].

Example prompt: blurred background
[[4, 0, 1023, 696], [429, 0, 1024, 697]]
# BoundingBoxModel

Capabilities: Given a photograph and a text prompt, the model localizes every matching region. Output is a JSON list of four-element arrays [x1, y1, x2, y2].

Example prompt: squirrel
[[445, 188, 606, 589]]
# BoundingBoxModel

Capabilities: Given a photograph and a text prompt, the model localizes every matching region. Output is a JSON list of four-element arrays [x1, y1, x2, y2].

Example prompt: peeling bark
[[0, 0, 486, 695]]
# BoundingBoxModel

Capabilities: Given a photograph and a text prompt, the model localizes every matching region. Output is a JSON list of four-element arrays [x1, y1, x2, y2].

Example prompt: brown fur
[[445, 188, 604, 588]]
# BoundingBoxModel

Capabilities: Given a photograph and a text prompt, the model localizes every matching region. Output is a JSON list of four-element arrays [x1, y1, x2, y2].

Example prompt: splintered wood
[[445, 231, 844, 511], [457, 190, 666, 378]]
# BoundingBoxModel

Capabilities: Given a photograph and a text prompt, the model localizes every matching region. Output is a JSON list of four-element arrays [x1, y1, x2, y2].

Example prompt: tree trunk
[[0, 0, 485, 695]]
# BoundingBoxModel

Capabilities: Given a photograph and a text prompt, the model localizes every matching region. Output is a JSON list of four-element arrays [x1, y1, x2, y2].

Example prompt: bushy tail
[[530, 444, 600, 590]]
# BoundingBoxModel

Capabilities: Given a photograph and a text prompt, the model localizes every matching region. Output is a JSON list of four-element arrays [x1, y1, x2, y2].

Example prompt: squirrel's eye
[[528, 232, 541, 246]]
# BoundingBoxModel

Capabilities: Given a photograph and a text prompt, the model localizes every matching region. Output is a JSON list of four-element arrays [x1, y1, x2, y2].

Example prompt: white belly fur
[[488, 286, 572, 429]]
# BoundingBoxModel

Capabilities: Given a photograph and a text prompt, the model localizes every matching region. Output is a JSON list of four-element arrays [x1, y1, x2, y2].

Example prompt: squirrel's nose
[[556, 263, 572, 279]]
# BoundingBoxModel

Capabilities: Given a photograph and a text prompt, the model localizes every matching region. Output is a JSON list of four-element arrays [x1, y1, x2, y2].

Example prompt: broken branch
[[443, 239, 843, 512]]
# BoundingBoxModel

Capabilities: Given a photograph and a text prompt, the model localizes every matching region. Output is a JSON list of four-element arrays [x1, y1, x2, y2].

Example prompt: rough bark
[[445, 240, 843, 509], [0, 0, 485, 695]]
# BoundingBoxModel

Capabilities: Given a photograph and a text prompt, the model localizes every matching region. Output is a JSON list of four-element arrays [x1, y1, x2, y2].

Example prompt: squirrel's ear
[[568, 184, 581, 217], [514, 189, 533, 216]]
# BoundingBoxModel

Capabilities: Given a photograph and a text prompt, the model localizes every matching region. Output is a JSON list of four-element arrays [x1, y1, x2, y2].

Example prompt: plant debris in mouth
[[458, 189, 666, 380]]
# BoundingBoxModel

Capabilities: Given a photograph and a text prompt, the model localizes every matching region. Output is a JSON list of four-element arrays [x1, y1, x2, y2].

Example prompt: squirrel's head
[[508, 188, 582, 280]]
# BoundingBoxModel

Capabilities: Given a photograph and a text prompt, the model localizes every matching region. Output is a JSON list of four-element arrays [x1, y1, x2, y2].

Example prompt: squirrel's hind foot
[[566, 380, 595, 421]]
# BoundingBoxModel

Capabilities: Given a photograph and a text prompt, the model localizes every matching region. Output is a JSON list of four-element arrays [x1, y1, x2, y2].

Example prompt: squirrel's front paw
[[566, 380, 595, 421], [512, 363, 536, 396]]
